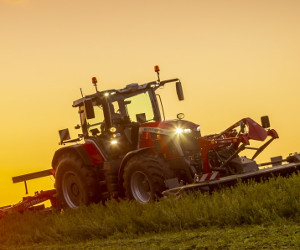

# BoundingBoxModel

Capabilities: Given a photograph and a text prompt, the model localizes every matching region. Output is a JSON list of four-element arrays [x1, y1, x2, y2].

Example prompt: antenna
[[154, 65, 160, 83], [80, 88, 84, 98], [91, 77, 98, 92]]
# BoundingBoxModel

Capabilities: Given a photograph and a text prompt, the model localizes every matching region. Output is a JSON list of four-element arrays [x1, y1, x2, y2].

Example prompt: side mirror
[[59, 128, 70, 144], [176, 81, 184, 101], [261, 115, 270, 128], [84, 100, 95, 119]]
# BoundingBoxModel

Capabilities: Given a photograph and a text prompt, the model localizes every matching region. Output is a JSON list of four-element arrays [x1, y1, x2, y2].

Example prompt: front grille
[[180, 134, 200, 156]]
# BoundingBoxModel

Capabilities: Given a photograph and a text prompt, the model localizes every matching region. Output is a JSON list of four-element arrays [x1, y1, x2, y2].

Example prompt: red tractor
[[2, 65, 300, 216], [50, 66, 283, 208]]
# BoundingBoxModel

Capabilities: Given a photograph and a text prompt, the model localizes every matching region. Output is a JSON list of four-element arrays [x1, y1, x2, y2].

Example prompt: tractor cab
[[70, 73, 184, 160], [75, 85, 159, 158]]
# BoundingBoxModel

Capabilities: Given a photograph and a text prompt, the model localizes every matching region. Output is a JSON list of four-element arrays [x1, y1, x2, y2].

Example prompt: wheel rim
[[62, 171, 83, 208], [130, 171, 151, 203]]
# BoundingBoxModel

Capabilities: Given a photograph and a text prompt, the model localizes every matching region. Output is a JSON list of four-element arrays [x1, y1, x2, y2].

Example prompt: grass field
[[6, 223, 300, 249], [1, 173, 300, 249]]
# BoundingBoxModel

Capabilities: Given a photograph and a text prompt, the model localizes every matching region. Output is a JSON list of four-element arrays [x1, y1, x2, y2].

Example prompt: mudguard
[[117, 147, 152, 184], [52, 142, 105, 169]]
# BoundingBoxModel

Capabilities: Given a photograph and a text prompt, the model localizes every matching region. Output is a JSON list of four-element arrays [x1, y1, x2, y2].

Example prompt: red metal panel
[[243, 118, 268, 141], [82, 142, 105, 164]]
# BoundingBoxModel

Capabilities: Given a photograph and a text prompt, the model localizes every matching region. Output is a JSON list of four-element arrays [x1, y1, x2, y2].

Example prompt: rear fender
[[52, 142, 105, 169]]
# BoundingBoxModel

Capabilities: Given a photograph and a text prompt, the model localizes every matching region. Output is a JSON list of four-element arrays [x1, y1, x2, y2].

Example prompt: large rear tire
[[55, 153, 99, 209], [123, 154, 166, 203]]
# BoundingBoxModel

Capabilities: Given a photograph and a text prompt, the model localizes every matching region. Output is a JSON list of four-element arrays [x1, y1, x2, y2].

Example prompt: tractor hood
[[139, 119, 200, 136]]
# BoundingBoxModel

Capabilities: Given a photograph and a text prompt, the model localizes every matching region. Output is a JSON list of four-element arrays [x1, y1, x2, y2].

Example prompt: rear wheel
[[55, 153, 99, 209], [123, 154, 166, 203]]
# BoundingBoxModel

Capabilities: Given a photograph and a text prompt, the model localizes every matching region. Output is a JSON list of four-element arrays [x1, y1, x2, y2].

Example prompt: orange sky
[[1, 0, 300, 206]]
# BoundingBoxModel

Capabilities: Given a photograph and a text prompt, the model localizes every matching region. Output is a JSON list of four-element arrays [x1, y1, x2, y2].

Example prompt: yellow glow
[[111, 140, 118, 145], [1, 0, 300, 207], [176, 128, 183, 134]]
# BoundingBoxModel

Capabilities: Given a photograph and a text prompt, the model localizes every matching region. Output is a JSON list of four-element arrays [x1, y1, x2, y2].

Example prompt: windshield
[[80, 89, 158, 138], [110, 90, 155, 123]]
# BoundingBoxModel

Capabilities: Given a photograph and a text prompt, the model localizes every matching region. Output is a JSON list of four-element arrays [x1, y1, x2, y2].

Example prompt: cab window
[[86, 105, 105, 136]]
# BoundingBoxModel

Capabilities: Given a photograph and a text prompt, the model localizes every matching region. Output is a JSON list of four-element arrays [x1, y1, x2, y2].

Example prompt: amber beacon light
[[92, 77, 97, 84]]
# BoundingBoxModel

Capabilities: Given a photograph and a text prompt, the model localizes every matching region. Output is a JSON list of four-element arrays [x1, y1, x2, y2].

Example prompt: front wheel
[[123, 154, 166, 203]]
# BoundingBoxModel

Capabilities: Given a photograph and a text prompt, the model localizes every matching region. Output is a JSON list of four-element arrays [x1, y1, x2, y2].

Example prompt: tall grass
[[1, 173, 300, 247]]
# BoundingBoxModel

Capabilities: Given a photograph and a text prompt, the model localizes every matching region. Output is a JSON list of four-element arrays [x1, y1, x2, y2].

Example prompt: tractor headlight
[[110, 139, 118, 145], [176, 128, 183, 134], [175, 128, 191, 134]]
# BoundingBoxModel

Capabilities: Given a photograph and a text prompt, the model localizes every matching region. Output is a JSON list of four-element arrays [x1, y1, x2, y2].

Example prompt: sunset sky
[[1, 0, 300, 206]]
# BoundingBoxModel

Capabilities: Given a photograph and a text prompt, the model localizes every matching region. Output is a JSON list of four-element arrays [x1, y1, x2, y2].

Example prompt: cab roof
[[72, 78, 179, 107]]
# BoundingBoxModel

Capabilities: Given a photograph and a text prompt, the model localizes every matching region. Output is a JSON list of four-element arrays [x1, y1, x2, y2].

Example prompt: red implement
[[0, 189, 57, 218]]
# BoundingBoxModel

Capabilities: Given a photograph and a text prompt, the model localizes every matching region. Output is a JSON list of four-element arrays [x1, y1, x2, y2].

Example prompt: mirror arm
[[159, 78, 179, 86]]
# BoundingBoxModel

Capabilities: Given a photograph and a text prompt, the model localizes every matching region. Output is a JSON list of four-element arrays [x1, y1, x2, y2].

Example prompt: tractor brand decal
[[139, 127, 172, 135], [23, 197, 47, 209]]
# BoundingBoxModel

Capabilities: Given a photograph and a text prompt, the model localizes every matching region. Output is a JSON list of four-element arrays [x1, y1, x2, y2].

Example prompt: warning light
[[92, 77, 97, 84], [92, 76, 99, 92], [154, 65, 160, 72]]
